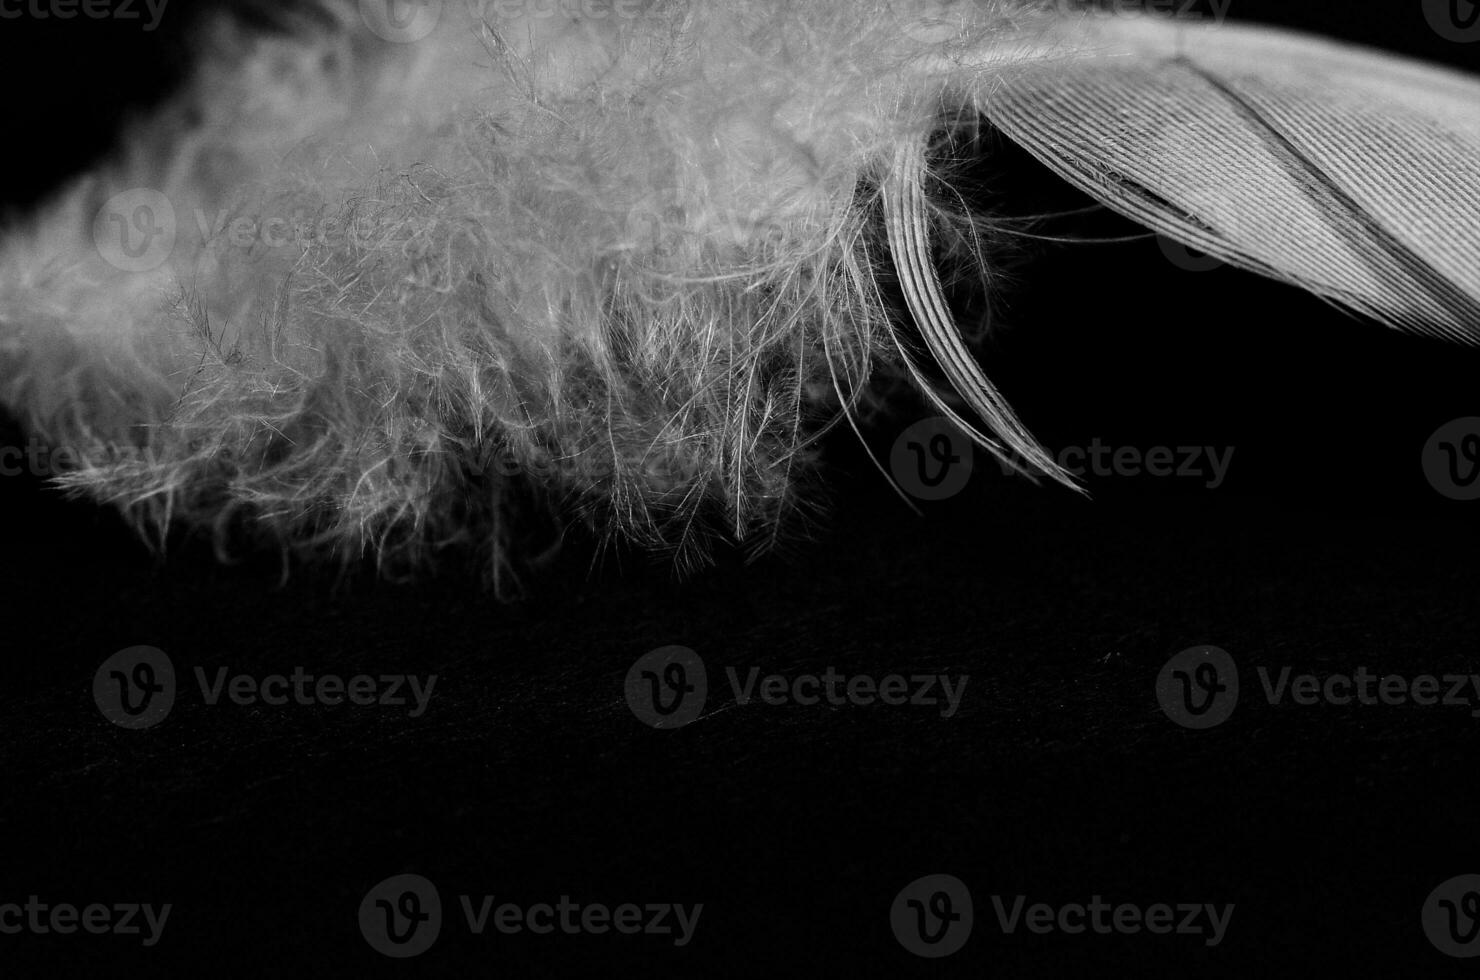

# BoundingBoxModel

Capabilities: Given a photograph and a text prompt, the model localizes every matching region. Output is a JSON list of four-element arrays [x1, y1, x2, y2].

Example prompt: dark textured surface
[[3, 1, 1480, 975], [3, 458, 1480, 976]]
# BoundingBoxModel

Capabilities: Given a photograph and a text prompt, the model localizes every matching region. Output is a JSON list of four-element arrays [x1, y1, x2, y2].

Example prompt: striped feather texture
[[977, 15, 1480, 342]]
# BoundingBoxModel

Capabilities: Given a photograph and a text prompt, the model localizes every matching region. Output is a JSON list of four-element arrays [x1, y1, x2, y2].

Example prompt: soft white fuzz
[[2, 1, 1477, 592]]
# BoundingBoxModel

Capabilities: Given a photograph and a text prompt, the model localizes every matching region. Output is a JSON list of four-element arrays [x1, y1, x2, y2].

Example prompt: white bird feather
[[0, 0, 1475, 591]]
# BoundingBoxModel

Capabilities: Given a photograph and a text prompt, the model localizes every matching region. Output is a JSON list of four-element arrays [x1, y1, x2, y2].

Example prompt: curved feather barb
[[883, 140, 1079, 490], [0, 1, 1476, 590]]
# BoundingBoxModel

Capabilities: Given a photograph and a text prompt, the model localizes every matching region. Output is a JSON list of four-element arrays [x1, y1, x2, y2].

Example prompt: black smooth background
[[1, 0, 1479, 974]]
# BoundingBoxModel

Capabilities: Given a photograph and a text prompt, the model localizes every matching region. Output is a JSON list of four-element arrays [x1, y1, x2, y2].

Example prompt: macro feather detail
[[0, 0, 1477, 593]]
